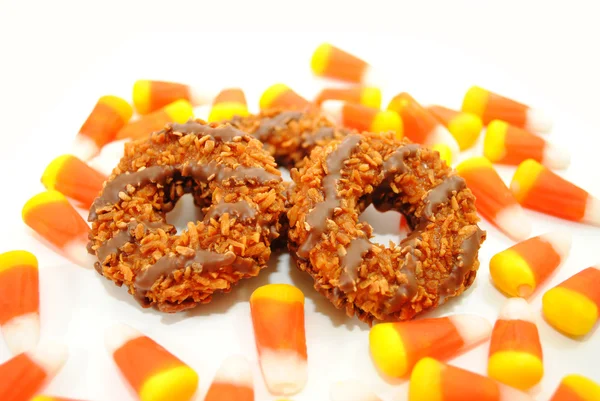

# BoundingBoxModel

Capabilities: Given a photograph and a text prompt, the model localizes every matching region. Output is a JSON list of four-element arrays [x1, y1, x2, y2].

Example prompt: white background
[[1, 1, 599, 400]]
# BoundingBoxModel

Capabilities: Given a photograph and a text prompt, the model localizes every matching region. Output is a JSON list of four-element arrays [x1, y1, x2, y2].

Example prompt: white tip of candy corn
[[495, 204, 532, 241], [28, 342, 68, 376], [330, 380, 382, 401], [2, 312, 40, 355], [214, 355, 253, 388], [499, 382, 535, 401], [320, 100, 344, 123], [193, 105, 211, 121], [584, 196, 600, 227], [190, 87, 219, 106], [64, 240, 95, 268], [543, 144, 571, 170], [498, 298, 535, 323], [540, 231, 572, 260], [449, 314, 493, 346], [72, 135, 100, 161], [260, 349, 308, 396], [362, 66, 385, 88], [105, 322, 143, 354], [526, 108, 553, 134], [428, 125, 460, 158]]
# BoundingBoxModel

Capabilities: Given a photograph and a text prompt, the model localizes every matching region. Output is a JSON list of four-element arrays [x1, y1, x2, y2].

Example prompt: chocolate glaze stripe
[[381, 144, 421, 178], [252, 111, 304, 140], [168, 121, 248, 142], [339, 238, 372, 292], [297, 134, 363, 259], [204, 200, 257, 222], [421, 175, 466, 220], [440, 227, 484, 296]]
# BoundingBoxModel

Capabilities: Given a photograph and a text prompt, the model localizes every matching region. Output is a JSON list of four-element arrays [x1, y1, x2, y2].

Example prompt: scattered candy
[[321, 100, 402, 137], [260, 84, 310, 111], [330, 380, 383, 401], [208, 88, 249, 122], [427, 105, 483, 150], [549, 374, 600, 401], [369, 314, 491, 378], [542, 266, 600, 336], [72, 95, 132, 160], [250, 284, 307, 396], [116, 99, 194, 140], [204, 355, 254, 401], [387, 93, 460, 157], [41, 155, 106, 208], [105, 322, 199, 401], [489, 232, 572, 298], [462, 85, 552, 133], [0, 250, 39, 355], [456, 157, 531, 240], [22, 191, 92, 267], [488, 298, 543, 390], [0, 342, 68, 401], [132, 79, 214, 115], [314, 86, 382, 108], [409, 357, 534, 401], [311, 43, 379, 85], [431, 143, 453, 165], [484, 120, 570, 169], [511, 159, 600, 226]]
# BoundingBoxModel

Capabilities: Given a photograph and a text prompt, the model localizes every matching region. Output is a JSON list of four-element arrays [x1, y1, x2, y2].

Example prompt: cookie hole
[[165, 194, 204, 234], [359, 204, 408, 246]]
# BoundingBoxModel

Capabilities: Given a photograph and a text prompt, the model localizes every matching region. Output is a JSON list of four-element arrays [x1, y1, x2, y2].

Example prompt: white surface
[[211, 355, 253, 387], [28, 342, 69, 377], [498, 298, 536, 323], [1, 2, 600, 400]]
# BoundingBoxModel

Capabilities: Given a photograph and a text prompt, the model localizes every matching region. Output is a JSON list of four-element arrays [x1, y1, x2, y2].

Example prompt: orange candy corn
[[427, 105, 483, 150], [0, 250, 39, 355], [511, 159, 600, 226], [543, 266, 600, 336], [204, 355, 254, 401], [387, 93, 460, 157], [456, 157, 531, 241], [330, 381, 383, 401], [116, 99, 194, 140], [484, 120, 570, 169], [462, 86, 552, 133], [311, 43, 379, 85], [260, 84, 310, 111], [31, 397, 87, 401], [22, 191, 92, 267], [133, 79, 215, 115], [41, 155, 106, 208], [208, 88, 249, 122], [321, 100, 402, 137], [369, 314, 491, 378], [409, 358, 534, 401], [314, 86, 382, 109], [105, 323, 199, 401], [489, 232, 572, 298], [72, 95, 132, 160], [0, 342, 68, 401], [488, 298, 543, 390], [549, 374, 600, 401], [250, 284, 307, 396]]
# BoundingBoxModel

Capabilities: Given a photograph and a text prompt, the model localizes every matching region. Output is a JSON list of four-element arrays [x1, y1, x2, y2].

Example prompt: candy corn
[[462, 85, 552, 133], [511, 159, 600, 226], [260, 84, 310, 111], [549, 374, 600, 401], [427, 105, 483, 150], [489, 232, 571, 298], [330, 380, 383, 401], [314, 86, 382, 109], [0, 342, 68, 401], [488, 298, 543, 390], [205, 355, 254, 401], [484, 120, 570, 169], [409, 358, 534, 401], [41, 155, 106, 208], [311, 43, 379, 85], [456, 157, 531, 241], [116, 99, 194, 140], [387, 93, 460, 157], [432, 143, 453, 166], [31, 397, 87, 401], [250, 284, 307, 396], [321, 100, 403, 137], [543, 266, 600, 336], [72, 95, 132, 160], [208, 88, 249, 122], [22, 191, 92, 267], [133, 79, 214, 115], [105, 323, 199, 401], [369, 314, 491, 378], [0, 250, 39, 355]]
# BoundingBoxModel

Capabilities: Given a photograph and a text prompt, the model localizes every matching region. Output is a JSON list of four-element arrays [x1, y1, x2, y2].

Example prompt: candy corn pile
[[1, 42, 599, 401]]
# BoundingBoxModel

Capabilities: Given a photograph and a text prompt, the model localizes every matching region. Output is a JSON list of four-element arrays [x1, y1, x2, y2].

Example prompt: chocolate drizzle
[[339, 238, 372, 292], [182, 161, 280, 184], [439, 227, 484, 296], [297, 134, 363, 259], [373, 144, 421, 213], [169, 122, 247, 142], [253, 111, 304, 140], [422, 175, 466, 219], [205, 200, 257, 222], [303, 127, 336, 147]]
